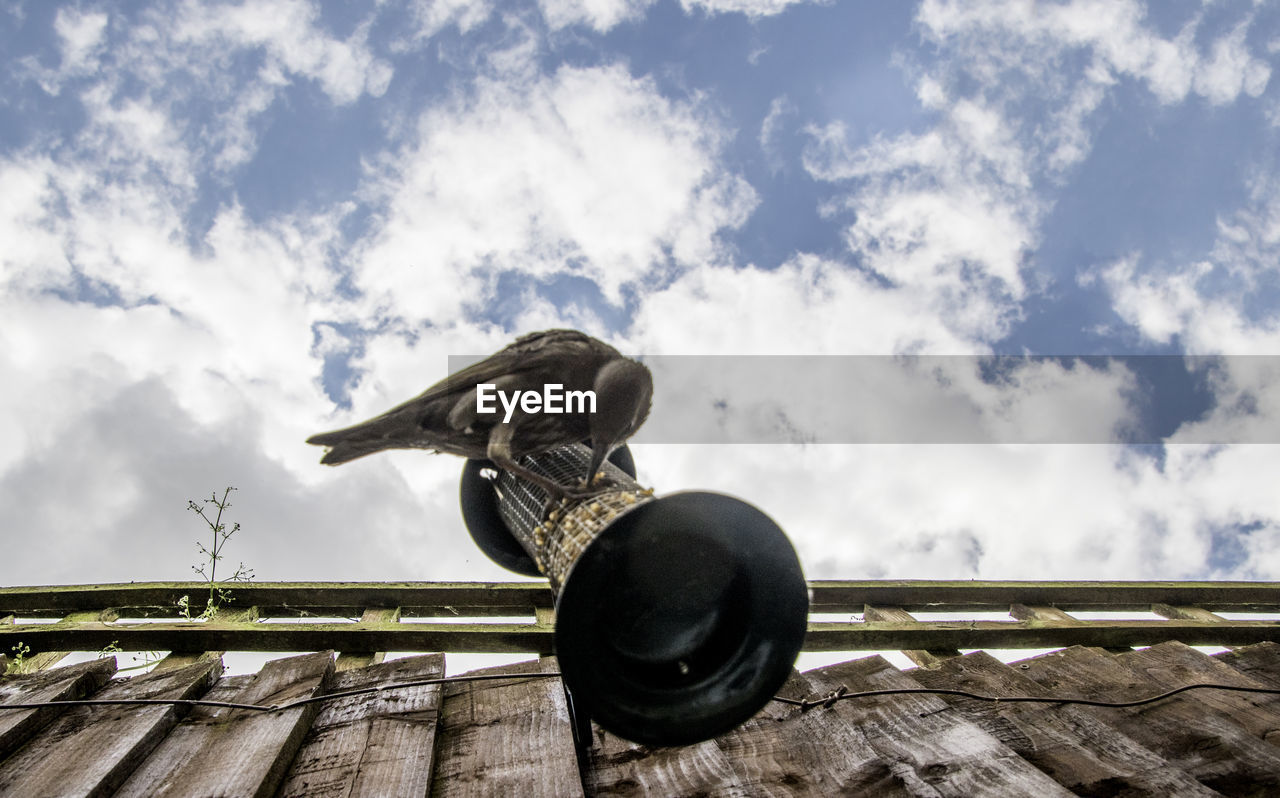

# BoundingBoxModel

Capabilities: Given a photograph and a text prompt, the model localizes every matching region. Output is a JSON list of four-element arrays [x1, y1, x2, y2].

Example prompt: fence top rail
[[4, 580, 1280, 618]]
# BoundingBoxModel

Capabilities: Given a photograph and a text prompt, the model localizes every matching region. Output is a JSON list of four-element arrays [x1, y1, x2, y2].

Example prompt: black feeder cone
[[459, 444, 809, 747]]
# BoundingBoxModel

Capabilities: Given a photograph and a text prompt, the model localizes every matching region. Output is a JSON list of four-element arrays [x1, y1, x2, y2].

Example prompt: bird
[[306, 329, 653, 499]]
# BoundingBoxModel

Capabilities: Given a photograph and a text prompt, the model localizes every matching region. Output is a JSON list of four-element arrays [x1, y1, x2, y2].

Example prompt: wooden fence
[[4, 580, 1280, 667], [4, 580, 1280, 795]]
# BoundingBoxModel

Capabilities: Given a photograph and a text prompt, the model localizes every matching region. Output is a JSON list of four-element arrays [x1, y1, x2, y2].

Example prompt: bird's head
[[586, 357, 653, 482]]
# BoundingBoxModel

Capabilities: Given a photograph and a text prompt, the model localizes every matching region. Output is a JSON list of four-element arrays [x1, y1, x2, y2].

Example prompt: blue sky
[[2, 0, 1280, 593]]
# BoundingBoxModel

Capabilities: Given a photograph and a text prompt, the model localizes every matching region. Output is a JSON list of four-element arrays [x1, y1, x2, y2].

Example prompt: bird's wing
[[397, 329, 613, 406], [306, 329, 615, 464]]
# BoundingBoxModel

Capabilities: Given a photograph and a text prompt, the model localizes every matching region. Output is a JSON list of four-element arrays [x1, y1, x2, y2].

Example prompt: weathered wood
[[22, 610, 122, 673], [864, 605, 961, 667], [1216, 641, 1280, 689], [1010, 604, 1130, 654], [1015, 645, 1280, 794], [1, 619, 554, 655], [809, 581, 1280, 613], [1152, 604, 1230, 622], [0, 657, 221, 797], [335, 607, 401, 671], [113, 650, 334, 797], [910, 651, 1220, 796], [6, 617, 1278, 658], [711, 669, 921, 796], [0, 581, 552, 618], [802, 618, 1280, 651], [1008, 604, 1078, 623], [278, 653, 444, 797], [797, 655, 1074, 796], [432, 656, 582, 797], [8, 580, 1280, 619], [0, 658, 117, 759], [1115, 642, 1280, 746], [583, 674, 786, 798]]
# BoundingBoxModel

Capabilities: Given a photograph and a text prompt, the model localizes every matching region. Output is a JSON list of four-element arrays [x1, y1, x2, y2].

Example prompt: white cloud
[[758, 95, 795, 174], [803, 112, 1036, 341], [536, 0, 819, 33], [917, 0, 1272, 108], [630, 254, 975, 355], [171, 0, 392, 105], [539, 0, 654, 32], [407, 0, 496, 40], [799, 0, 1275, 347], [631, 440, 1263, 581], [1090, 173, 1280, 355], [350, 63, 756, 324]]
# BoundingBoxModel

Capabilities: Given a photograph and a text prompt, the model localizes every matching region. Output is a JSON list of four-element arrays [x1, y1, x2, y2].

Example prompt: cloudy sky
[[3, 0, 1280, 599]]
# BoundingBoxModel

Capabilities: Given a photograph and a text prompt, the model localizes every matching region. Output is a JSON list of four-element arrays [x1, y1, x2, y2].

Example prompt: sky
[[3, 0, 1280, 602]]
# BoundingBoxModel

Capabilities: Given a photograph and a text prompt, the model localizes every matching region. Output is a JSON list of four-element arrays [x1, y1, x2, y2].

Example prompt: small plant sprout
[[97, 641, 162, 672], [182, 486, 255, 621], [6, 642, 31, 675]]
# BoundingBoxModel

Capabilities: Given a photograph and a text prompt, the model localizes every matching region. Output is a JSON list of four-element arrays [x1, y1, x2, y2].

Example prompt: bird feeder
[[460, 444, 809, 747]]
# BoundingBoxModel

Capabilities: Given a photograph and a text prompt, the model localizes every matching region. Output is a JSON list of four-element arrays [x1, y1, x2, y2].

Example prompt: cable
[[773, 681, 1280, 712], [0, 670, 560, 713], [4, 669, 1280, 715]]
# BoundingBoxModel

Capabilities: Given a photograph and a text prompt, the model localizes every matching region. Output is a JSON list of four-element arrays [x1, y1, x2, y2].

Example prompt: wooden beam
[[0, 582, 552, 618], [335, 607, 402, 672], [804, 618, 1280, 651], [0, 620, 556, 655], [861, 605, 960, 667], [7, 580, 1280, 618], [3, 617, 1278, 656]]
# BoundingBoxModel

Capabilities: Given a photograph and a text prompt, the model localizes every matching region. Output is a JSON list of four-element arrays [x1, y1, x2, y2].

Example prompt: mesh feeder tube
[[460, 444, 809, 747]]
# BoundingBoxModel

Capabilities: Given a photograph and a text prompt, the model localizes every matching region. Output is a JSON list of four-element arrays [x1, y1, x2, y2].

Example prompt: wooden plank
[[803, 618, 1280, 651], [583, 676, 782, 798], [0, 619, 555, 654], [431, 656, 582, 797], [0, 657, 221, 797], [796, 655, 1074, 796], [0, 658, 117, 759], [278, 652, 444, 797], [0, 581, 553, 618], [710, 669, 921, 796], [335, 607, 401, 671], [1015, 645, 1280, 794], [1152, 604, 1230, 622], [7, 616, 1279, 657], [9, 580, 1280, 618], [1216, 641, 1280, 689], [1010, 604, 1129, 654], [808, 581, 1280, 613], [910, 651, 1220, 796], [864, 605, 961, 667], [113, 650, 334, 797], [27, 611, 115, 673], [1115, 642, 1280, 746]]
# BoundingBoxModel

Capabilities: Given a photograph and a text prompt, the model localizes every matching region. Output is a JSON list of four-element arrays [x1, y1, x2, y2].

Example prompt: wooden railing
[[3, 580, 1280, 671]]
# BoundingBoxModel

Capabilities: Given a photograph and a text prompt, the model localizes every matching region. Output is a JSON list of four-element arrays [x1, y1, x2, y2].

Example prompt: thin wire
[[4, 669, 1280, 715], [0, 670, 559, 713], [772, 681, 1280, 711]]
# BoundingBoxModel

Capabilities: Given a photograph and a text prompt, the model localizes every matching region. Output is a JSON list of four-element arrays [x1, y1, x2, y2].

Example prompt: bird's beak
[[585, 441, 614, 487]]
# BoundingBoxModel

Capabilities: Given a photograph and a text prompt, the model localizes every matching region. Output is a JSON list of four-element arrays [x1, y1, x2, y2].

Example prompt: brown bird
[[307, 329, 653, 498]]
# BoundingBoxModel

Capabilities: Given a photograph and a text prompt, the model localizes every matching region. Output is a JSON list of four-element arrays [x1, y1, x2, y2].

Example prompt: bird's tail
[[306, 411, 428, 465]]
